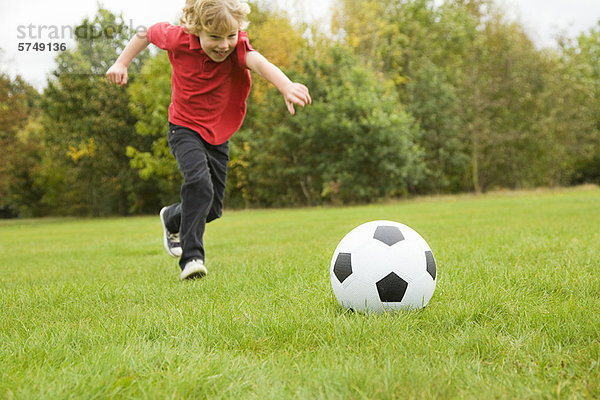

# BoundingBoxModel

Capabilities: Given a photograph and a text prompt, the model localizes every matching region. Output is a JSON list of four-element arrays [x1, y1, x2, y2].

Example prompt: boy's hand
[[106, 63, 128, 86], [282, 82, 312, 115], [245, 51, 312, 114]]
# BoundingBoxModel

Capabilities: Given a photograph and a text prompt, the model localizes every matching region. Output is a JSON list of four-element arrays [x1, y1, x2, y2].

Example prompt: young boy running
[[106, 0, 311, 280]]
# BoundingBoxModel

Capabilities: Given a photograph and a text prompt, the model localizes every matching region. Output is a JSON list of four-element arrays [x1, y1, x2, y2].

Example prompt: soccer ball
[[330, 220, 437, 313]]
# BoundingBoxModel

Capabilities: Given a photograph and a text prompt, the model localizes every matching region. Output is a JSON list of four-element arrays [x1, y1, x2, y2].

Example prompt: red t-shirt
[[147, 22, 254, 145]]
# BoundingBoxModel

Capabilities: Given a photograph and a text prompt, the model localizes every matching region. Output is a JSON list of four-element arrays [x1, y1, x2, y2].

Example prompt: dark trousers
[[162, 123, 229, 269]]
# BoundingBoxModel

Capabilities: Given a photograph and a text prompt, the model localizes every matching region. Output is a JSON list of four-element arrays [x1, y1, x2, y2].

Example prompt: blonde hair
[[180, 0, 250, 36]]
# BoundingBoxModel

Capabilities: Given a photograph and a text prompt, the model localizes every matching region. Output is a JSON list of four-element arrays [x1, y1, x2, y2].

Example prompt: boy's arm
[[246, 51, 311, 115], [106, 30, 150, 86]]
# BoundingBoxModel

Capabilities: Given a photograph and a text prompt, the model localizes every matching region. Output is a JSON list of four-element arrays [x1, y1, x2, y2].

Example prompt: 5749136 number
[[18, 42, 67, 52]]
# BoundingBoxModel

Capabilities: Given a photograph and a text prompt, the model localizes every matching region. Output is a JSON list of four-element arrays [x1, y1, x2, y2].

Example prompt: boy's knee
[[181, 161, 210, 185], [181, 179, 214, 213]]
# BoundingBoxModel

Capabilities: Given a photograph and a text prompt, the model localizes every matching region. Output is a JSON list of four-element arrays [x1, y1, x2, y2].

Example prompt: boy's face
[[198, 30, 239, 62]]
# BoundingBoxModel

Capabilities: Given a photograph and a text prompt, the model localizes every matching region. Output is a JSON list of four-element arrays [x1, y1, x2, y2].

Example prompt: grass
[[0, 185, 599, 399]]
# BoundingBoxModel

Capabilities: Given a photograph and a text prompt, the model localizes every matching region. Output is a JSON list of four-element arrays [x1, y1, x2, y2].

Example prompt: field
[[1, 186, 599, 399]]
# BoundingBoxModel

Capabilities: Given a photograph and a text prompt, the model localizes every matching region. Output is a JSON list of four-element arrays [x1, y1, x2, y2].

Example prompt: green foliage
[[334, 0, 474, 193], [230, 46, 424, 207], [126, 52, 181, 206], [3, 1, 600, 216], [0, 74, 44, 217], [406, 62, 468, 193], [39, 8, 160, 216], [333, 0, 600, 193], [562, 23, 600, 185], [457, 14, 560, 191]]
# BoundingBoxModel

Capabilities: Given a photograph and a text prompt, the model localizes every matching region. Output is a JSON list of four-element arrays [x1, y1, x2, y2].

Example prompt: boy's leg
[[162, 203, 182, 234], [168, 126, 213, 268], [160, 205, 182, 257], [167, 124, 229, 270], [163, 138, 227, 229], [205, 141, 229, 224]]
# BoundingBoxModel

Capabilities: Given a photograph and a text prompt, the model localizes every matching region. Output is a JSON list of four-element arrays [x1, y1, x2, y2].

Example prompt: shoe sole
[[160, 207, 182, 258], [181, 264, 208, 280]]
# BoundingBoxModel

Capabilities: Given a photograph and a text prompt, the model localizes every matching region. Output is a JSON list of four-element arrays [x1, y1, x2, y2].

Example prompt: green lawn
[[1, 186, 599, 399]]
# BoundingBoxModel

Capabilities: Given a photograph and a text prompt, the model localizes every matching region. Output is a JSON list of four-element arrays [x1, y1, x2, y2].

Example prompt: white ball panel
[[338, 278, 384, 313], [399, 273, 436, 309]]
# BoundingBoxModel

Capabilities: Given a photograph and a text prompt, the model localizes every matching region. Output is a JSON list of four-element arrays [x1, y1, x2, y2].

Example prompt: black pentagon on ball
[[376, 272, 408, 302], [373, 225, 405, 246], [425, 251, 436, 280], [333, 252, 353, 284]]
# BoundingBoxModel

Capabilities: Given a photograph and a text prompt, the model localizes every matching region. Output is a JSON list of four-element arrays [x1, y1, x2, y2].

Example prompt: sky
[[1, 0, 599, 90]]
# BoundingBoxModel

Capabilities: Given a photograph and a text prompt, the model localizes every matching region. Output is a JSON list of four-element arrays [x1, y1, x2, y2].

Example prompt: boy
[[106, 0, 311, 280]]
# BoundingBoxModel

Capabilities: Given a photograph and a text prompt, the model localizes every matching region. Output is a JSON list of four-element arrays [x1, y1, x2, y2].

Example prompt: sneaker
[[181, 259, 207, 280], [160, 207, 182, 258]]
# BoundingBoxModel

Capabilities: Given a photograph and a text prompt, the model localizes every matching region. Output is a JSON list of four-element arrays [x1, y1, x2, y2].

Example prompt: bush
[[229, 46, 425, 207]]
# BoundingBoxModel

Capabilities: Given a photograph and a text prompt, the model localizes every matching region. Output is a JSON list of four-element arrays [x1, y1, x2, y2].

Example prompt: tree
[[457, 12, 555, 191], [0, 72, 43, 217], [230, 46, 425, 206], [332, 0, 593, 193], [126, 51, 180, 207], [333, 0, 473, 193], [40, 8, 157, 215], [561, 23, 600, 184]]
